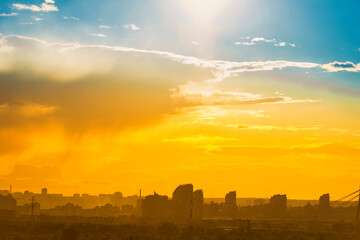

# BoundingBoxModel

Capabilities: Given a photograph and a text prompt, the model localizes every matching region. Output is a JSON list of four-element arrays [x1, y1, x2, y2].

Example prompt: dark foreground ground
[[0, 219, 360, 240]]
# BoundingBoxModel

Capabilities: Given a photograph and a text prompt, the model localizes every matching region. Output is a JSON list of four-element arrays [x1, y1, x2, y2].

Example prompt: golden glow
[[0, 35, 359, 199]]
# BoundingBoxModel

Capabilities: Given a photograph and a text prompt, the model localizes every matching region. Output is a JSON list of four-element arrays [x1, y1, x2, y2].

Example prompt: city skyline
[[2, 183, 358, 222], [0, 0, 360, 199], [0, 185, 350, 204]]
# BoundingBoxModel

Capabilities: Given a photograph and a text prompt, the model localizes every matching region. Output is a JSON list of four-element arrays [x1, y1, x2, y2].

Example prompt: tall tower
[[172, 184, 193, 221], [224, 191, 237, 218], [193, 190, 204, 220]]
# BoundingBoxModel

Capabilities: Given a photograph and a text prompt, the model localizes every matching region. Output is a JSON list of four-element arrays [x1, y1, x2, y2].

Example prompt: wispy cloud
[[123, 24, 140, 31], [32, 17, 43, 21], [91, 33, 106, 38], [18, 102, 58, 117], [1, 35, 359, 82], [330, 127, 360, 137], [0, 13, 18, 17], [63, 16, 79, 21], [251, 37, 276, 43], [234, 42, 255, 46], [274, 42, 296, 47], [99, 25, 111, 29], [236, 124, 320, 131], [13, 1, 58, 12], [163, 135, 239, 143], [171, 88, 320, 106], [321, 61, 360, 72], [0, 103, 9, 113], [0, 102, 58, 117], [235, 37, 296, 48], [205, 142, 360, 158]]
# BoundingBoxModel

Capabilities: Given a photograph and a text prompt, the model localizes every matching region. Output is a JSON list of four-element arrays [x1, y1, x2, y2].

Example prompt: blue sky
[[1, 0, 360, 88], [1, 0, 359, 63]]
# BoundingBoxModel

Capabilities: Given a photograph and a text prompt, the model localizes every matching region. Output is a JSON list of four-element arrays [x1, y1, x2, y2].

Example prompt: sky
[[0, 0, 359, 200]]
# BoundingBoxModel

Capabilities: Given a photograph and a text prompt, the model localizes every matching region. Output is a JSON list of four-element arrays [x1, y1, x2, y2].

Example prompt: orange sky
[[0, 35, 359, 200]]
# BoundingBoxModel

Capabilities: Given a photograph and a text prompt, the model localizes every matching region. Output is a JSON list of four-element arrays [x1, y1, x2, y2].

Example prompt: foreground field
[[0, 220, 359, 240]]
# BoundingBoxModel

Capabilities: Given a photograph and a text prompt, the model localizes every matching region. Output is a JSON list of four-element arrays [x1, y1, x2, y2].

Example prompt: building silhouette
[[192, 189, 204, 220], [0, 194, 17, 219], [318, 193, 330, 218], [17, 202, 40, 217], [3, 186, 360, 222], [319, 193, 330, 209], [203, 201, 221, 218], [142, 192, 171, 221], [224, 191, 237, 218], [269, 194, 287, 218], [172, 184, 193, 221]]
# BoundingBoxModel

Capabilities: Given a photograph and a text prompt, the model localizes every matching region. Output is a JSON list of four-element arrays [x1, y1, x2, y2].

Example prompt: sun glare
[[179, 0, 233, 24]]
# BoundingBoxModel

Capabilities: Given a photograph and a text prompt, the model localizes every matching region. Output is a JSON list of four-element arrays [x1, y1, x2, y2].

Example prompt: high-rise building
[[41, 188, 48, 195], [269, 194, 287, 217], [142, 192, 171, 221], [225, 191, 236, 206], [172, 184, 193, 221], [224, 191, 237, 218], [319, 193, 330, 209], [193, 189, 204, 220]]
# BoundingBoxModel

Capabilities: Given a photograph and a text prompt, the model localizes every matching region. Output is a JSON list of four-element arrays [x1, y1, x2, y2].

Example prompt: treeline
[[0, 220, 359, 240]]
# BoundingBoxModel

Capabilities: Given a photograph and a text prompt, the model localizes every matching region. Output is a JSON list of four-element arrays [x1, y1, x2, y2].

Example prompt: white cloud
[[234, 42, 255, 46], [19, 22, 33, 25], [251, 37, 276, 43], [274, 42, 296, 47], [1, 34, 358, 83], [99, 25, 111, 29], [235, 37, 296, 48], [123, 24, 140, 31], [275, 42, 286, 47], [45, 0, 55, 3], [63, 16, 79, 20], [33, 17, 43, 21], [191, 41, 199, 46], [0, 13, 18, 17], [91, 33, 107, 38], [321, 61, 360, 72], [13, 2, 58, 12]]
